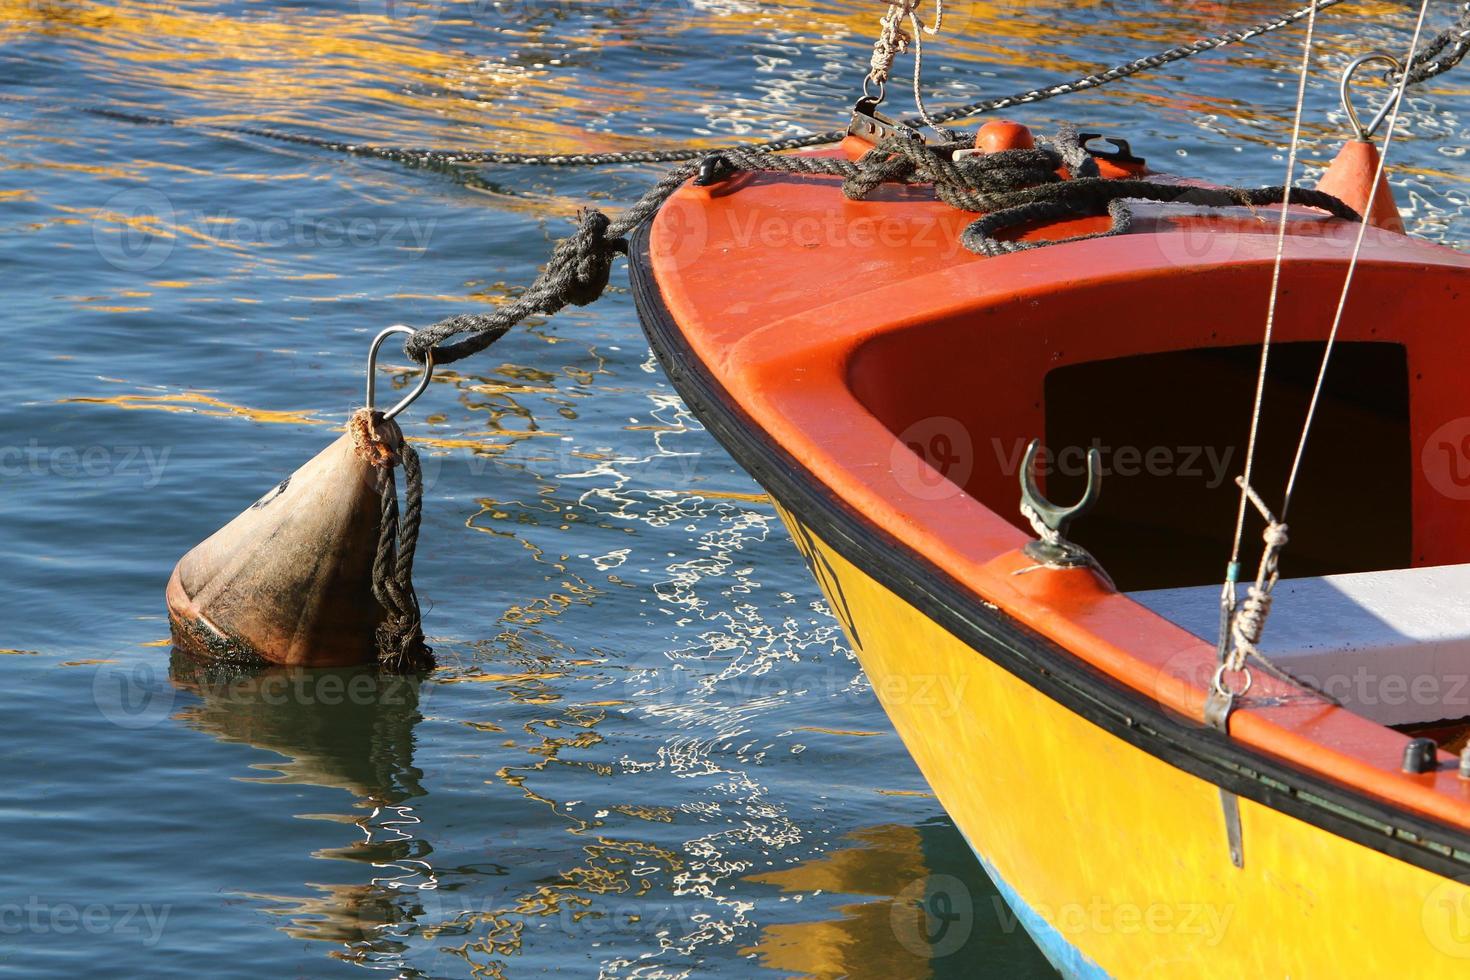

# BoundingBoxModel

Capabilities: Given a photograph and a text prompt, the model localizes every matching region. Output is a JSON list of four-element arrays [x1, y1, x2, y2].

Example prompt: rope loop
[[403, 204, 637, 366], [1222, 479, 1289, 675], [558, 209, 624, 307], [351, 407, 435, 674], [868, 1, 943, 92], [868, 2, 919, 88]]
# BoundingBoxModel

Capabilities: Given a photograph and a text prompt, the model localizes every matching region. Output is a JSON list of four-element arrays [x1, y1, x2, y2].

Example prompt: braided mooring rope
[[351, 409, 433, 673]]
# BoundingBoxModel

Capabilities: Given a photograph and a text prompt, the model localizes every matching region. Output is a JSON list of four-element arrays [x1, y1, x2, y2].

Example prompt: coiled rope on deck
[[402, 130, 1361, 366]]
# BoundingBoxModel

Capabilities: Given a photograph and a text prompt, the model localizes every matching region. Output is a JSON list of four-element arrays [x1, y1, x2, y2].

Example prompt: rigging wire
[[1217, 0, 1437, 691], [1222, 0, 1325, 586], [908, 2, 944, 133], [1281, 11, 1434, 519]]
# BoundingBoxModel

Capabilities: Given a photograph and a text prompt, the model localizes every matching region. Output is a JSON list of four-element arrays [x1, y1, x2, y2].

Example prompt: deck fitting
[[1403, 738, 1439, 774]]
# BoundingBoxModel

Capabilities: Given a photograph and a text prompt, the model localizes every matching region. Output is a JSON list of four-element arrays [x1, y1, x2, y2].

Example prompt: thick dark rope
[[1403, 1, 1470, 84], [402, 164, 696, 365], [401, 131, 1359, 365], [961, 180, 1361, 257], [59, 0, 1358, 171], [718, 135, 1360, 254], [353, 409, 434, 673]]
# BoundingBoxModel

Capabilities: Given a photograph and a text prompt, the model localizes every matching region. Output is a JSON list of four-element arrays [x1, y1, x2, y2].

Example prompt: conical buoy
[[1318, 138, 1405, 234], [167, 422, 393, 668], [168, 326, 436, 671]]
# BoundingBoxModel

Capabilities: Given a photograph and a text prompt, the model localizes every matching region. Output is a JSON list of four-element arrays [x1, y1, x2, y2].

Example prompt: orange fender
[[1318, 138, 1405, 234], [975, 119, 1035, 153]]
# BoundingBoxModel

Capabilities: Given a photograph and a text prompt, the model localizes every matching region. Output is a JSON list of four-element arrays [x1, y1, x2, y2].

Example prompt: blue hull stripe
[[969, 846, 1112, 979]]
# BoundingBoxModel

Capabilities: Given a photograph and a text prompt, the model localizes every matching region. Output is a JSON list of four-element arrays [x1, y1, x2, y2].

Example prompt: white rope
[[867, 0, 945, 128], [1218, 0, 1435, 688], [1223, 0, 1323, 589], [1281, 0, 1433, 519], [909, 2, 945, 131], [1215, 2, 1322, 693], [1224, 480, 1289, 674], [868, 1, 922, 88]]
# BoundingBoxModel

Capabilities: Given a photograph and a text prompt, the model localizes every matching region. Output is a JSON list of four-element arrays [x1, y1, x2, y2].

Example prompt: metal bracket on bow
[[847, 95, 923, 145], [1018, 439, 1104, 570]]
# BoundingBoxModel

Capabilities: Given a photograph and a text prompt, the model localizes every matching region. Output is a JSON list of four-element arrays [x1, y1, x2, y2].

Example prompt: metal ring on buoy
[[1340, 52, 1405, 142], [366, 325, 435, 421]]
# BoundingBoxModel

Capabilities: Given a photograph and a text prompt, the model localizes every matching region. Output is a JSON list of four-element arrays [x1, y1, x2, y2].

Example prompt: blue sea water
[[2, 1, 1468, 976]]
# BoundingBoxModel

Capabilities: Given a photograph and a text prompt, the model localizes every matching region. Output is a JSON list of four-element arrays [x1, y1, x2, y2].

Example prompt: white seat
[[1131, 564, 1470, 726]]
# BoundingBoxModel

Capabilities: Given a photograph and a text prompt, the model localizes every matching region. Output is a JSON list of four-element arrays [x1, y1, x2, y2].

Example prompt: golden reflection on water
[[4, 0, 1436, 157], [63, 391, 325, 424], [426, 657, 693, 980], [741, 823, 978, 980], [16, 0, 1470, 976]]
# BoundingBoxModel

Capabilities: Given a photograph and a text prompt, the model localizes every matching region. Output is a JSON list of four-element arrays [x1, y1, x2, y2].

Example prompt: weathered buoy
[[168, 327, 435, 671]]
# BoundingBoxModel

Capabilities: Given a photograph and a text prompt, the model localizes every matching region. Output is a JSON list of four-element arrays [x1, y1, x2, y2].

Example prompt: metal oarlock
[[1017, 439, 1102, 569]]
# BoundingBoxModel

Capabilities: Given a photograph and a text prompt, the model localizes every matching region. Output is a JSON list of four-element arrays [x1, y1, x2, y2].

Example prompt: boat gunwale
[[640, 158, 1470, 826], [628, 223, 1470, 883]]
